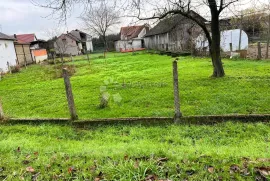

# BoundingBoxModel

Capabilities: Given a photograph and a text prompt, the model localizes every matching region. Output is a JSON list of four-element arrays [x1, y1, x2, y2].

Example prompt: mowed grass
[[0, 52, 269, 119], [0, 122, 269, 180]]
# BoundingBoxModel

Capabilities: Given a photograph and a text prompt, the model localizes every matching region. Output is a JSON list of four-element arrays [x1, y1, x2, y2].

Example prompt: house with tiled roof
[[16, 34, 37, 44], [0, 32, 17, 72], [54, 30, 93, 56], [115, 25, 149, 52], [143, 12, 206, 52]]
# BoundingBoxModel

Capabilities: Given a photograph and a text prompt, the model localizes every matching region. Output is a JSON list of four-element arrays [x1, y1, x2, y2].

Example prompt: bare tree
[[129, 0, 243, 77], [80, 0, 120, 57], [45, 27, 68, 64]]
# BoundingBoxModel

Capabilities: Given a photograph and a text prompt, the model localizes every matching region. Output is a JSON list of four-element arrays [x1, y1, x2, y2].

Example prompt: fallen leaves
[[207, 166, 214, 174], [255, 167, 270, 177], [230, 164, 240, 174], [26, 166, 35, 173]]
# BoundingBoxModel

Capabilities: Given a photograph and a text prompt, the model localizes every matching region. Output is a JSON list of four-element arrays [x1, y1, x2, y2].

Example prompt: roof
[[120, 25, 147, 40], [0, 32, 15, 41], [144, 11, 206, 37], [68, 29, 91, 42], [58, 33, 80, 42], [68, 31, 81, 41], [16, 34, 36, 43]]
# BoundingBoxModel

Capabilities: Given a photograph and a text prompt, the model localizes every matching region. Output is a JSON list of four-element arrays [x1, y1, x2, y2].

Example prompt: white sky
[[0, 0, 269, 40]]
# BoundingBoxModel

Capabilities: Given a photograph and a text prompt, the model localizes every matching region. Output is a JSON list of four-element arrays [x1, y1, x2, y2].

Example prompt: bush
[[10, 65, 20, 73]]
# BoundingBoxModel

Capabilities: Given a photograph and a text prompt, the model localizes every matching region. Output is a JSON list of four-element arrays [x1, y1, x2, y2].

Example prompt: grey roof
[[0, 32, 15, 41], [144, 12, 206, 37], [69, 29, 91, 42]]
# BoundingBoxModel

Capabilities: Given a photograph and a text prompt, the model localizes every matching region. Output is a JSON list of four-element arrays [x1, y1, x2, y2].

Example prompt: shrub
[[10, 65, 20, 73]]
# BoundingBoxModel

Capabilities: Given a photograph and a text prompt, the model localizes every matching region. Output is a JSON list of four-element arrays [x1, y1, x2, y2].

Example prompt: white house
[[115, 25, 149, 52], [0, 32, 17, 73]]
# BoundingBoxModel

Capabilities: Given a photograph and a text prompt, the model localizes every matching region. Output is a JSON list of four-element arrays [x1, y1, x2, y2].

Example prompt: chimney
[[67, 31, 69, 34], [14, 34, 17, 39]]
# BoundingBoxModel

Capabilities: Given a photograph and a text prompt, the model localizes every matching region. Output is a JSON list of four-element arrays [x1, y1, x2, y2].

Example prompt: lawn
[[0, 52, 269, 119], [0, 122, 269, 180]]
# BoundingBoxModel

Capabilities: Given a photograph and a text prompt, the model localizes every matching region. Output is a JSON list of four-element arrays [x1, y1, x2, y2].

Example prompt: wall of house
[[86, 41, 93, 52], [138, 28, 147, 38], [115, 39, 143, 52], [144, 23, 201, 52], [0, 40, 17, 72], [32, 49, 48, 63], [54, 34, 79, 56]]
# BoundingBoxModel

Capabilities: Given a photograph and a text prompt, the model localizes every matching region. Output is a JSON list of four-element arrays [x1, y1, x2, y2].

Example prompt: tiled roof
[[120, 25, 147, 40], [16, 34, 36, 43], [0, 32, 15, 40]]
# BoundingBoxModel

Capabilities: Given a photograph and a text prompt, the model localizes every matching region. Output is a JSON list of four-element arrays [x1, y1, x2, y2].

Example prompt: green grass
[[0, 122, 269, 180], [0, 52, 269, 119]]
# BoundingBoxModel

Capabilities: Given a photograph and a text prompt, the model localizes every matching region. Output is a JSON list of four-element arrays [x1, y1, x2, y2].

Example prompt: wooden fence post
[[0, 98, 4, 120], [257, 41, 262, 60], [172, 59, 182, 123], [63, 68, 78, 121], [86, 51, 90, 63]]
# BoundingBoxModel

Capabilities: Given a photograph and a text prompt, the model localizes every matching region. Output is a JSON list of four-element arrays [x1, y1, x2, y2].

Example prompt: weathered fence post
[[63, 68, 78, 121], [0, 98, 4, 120], [172, 59, 182, 123], [70, 54, 73, 62], [257, 41, 262, 60], [86, 52, 90, 64]]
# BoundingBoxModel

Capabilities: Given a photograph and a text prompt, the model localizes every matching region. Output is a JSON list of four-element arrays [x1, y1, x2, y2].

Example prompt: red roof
[[16, 34, 36, 43], [120, 25, 147, 40]]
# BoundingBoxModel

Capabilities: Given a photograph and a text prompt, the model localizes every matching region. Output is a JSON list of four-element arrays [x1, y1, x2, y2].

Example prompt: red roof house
[[16, 34, 37, 44], [120, 25, 149, 40]]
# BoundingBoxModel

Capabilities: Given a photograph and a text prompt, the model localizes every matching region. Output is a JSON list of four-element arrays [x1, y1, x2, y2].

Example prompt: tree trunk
[[209, 7, 225, 77], [103, 35, 107, 59]]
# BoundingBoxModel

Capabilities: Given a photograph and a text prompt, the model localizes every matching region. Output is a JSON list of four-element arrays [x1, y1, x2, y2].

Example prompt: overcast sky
[[0, 0, 269, 40]]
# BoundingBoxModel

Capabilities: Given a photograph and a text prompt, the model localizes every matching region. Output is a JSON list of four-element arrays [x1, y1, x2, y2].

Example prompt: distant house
[[144, 13, 206, 52], [0, 32, 17, 72], [69, 30, 93, 52], [15, 33, 47, 64], [115, 25, 149, 52], [54, 30, 93, 56]]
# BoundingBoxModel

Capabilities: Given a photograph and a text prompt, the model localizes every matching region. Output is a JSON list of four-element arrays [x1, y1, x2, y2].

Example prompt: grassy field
[[0, 52, 269, 119], [0, 122, 269, 180]]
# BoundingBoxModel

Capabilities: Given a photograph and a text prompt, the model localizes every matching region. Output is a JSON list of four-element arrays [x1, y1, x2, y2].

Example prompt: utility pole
[[239, 13, 243, 50], [266, 13, 270, 59]]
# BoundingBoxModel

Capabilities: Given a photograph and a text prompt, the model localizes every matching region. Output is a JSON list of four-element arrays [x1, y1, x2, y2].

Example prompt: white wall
[[115, 40, 143, 52], [86, 41, 93, 52], [0, 40, 17, 72], [196, 29, 249, 52], [35, 55, 48, 63], [138, 28, 147, 38]]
